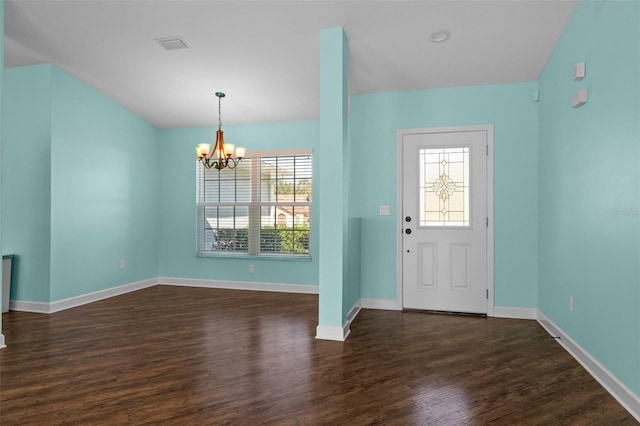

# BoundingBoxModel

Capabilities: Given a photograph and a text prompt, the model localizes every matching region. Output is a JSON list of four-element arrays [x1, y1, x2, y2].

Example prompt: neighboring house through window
[[197, 149, 312, 257]]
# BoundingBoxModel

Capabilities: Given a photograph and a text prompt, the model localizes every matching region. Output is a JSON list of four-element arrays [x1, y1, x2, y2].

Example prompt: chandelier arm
[[201, 157, 217, 170]]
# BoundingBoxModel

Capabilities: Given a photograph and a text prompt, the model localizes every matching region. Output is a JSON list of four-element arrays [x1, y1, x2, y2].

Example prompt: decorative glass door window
[[419, 147, 470, 227]]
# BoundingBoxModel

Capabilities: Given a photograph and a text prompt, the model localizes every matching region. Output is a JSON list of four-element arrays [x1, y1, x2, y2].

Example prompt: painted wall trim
[[359, 300, 535, 319], [347, 300, 361, 324], [8, 277, 317, 315], [0, 334, 5, 349], [316, 299, 360, 342], [360, 298, 402, 311], [315, 324, 350, 341], [537, 310, 640, 422], [9, 300, 50, 314], [10, 278, 159, 314], [492, 306, 537, 320], [158, 277, 319, 294]]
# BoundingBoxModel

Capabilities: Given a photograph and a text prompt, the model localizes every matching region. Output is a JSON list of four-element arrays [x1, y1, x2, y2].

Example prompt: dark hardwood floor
[[0, 285, 635, 425]]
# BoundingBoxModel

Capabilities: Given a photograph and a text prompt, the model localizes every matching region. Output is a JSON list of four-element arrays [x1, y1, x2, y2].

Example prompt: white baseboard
[[358, 300, 535, 319], [0, 334, 5, 349], [10, 278, 159, 314], [10, 299, 51, 314], [537, 310, 640, 422], [347, 301, 361, 324], [492, 306, 537, 320], [315, 324, 350, 341], [158, 277, 319, 294], [315, 300, 360, 342], [8, 277, 317, 315], [360, 298, 402, 311]]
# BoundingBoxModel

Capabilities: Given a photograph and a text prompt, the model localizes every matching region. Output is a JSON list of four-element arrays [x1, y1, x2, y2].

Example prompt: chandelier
[[196, 92, 246, 170]]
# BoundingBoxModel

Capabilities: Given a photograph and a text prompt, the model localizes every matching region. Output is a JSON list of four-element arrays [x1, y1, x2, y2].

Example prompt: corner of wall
[[0, 0, 5, 340]]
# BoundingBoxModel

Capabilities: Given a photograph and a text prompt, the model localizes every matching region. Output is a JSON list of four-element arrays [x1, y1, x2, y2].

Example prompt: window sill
[[196, 252, 312, 261]]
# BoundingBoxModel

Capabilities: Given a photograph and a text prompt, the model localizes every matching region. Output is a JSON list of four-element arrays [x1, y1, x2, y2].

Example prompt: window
[[197, 150, 312, 257], [419, 146, 469, 227]]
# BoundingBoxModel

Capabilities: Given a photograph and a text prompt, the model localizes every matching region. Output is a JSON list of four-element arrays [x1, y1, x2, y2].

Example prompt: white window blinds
[[197, 151, 312, 257]]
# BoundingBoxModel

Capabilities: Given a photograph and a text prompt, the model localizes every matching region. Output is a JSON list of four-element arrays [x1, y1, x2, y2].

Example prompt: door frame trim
[[396, 125, 495, 316]]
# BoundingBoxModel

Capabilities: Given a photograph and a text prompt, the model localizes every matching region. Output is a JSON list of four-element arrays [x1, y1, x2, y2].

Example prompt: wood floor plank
[[0, 285, 636, 425]]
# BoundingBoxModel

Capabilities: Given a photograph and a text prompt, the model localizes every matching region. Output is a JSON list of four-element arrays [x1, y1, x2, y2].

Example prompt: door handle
[[405, 229, 412, 235]]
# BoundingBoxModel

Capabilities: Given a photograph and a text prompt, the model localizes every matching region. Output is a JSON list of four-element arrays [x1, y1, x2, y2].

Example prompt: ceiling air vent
[[156, 36, 189, 50]]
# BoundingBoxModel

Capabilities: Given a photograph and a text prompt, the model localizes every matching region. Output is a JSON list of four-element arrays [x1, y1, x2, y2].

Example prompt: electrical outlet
[[569, 296, 573, 312], [248, 264, 254, 274], [120, 260, 125, 270]]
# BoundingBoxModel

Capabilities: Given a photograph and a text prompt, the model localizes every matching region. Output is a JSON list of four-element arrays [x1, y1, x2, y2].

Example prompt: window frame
[[196, 148, 313, 259]]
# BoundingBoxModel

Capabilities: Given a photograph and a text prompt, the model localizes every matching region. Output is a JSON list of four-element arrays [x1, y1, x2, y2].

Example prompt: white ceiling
[[4, 0, 578, 128]]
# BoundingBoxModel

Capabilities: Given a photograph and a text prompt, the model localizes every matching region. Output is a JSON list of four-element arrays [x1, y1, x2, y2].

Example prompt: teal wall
[[0, 0, 4, 335], [2, 64, 159, 302], [318, 27, 350, 329], [158, 82, 540, 313], [49, 67, 159, 300], [350, 82, 540, 307], [3, 64, 539, 311], [2, 65, 53, 302], [347, 218, 361, 314], [157, 121, 319, 285], [538, 0, 640, 394]]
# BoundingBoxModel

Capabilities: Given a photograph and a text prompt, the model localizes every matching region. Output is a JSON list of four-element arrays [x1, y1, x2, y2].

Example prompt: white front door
[[401, 127, 490, 314]]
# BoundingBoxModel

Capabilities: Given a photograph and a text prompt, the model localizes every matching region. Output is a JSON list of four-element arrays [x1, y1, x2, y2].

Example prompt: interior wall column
[[0, 0, 6, 348], [316, 26, 349, 341]]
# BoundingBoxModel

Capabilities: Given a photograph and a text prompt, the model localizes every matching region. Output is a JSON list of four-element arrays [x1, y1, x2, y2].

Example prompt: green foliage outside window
[[212, 226, 310, 254], [275, 178, 312, 197]]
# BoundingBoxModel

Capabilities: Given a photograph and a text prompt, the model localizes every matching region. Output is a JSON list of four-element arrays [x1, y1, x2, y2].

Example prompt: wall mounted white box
[[571, 88, 588, 108], [573, 62, 586, 81]]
